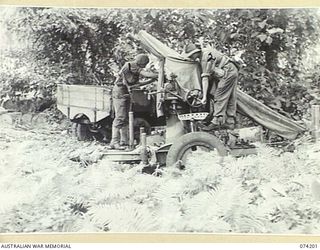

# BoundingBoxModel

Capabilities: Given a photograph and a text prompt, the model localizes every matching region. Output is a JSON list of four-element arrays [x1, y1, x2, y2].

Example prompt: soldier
[[184, 44, 240, 130], [108, 54, 158, 149]]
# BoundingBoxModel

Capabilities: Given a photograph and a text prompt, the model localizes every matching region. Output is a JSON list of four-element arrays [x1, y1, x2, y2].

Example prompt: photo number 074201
[[0, 7, 320, 234]]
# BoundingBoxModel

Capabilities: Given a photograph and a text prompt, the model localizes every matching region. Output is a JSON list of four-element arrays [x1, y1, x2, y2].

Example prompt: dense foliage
[[1, 8, 320, 233], [1, 8, 320, 122], [0, 124, 319, 233]]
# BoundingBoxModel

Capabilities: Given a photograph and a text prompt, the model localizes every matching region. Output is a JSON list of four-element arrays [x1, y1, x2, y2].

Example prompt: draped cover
[[137, 30, 305, 139]]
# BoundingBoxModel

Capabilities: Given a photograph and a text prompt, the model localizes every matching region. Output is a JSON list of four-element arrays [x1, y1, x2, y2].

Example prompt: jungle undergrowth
[[0, 125, 320, 233]]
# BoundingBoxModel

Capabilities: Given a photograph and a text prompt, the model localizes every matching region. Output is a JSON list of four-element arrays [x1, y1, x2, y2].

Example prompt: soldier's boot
[[120, 125, 129, 147], [201, 116, 226, 131], [107, 127, 126, 150], [225, 116, 236, 130]]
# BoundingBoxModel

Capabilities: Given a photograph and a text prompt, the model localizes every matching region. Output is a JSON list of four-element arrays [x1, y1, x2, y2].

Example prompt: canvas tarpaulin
[[137, 30, 306, 139], [237, 90, 305, 139], [138, 30, 201, 92]]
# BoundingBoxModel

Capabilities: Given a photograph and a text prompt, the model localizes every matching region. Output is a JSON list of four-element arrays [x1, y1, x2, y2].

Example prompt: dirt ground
[[0, 114, 320, 233]]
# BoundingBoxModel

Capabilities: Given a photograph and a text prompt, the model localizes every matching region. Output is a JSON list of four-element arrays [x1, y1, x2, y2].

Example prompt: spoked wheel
[[72, 122, 110, 142], [71, 122, 78, 137], [70, 115, 93, 141], [76, 123, 93, 141], [166, 132, 228, 169]]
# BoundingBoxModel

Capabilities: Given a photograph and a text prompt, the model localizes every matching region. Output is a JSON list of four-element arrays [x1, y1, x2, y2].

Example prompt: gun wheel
[[166, 132, 227, 169]]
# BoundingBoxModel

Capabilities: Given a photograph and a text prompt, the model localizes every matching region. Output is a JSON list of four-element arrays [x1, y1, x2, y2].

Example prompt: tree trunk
[[264, 47, 277, 71]]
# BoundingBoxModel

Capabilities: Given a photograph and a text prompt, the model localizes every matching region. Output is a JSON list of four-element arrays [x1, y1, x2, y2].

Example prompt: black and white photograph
[[0, 6, 320, 234]]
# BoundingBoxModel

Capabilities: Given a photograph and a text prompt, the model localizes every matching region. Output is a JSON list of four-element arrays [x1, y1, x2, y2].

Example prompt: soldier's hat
[[135, 54, 149, 67], [184, 43, 201, 58]]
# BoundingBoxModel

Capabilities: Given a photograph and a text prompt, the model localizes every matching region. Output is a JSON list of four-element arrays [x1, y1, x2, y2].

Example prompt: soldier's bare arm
[[140, 70, 158, 79]]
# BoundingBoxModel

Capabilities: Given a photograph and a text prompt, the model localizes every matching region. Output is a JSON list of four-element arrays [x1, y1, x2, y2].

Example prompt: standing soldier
[[108, 54, 158, 149], [184, 44, 240, 130]]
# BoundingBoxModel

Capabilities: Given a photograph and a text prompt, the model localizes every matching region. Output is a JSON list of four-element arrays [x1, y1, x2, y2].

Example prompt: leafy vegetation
[[0, 124, 319, 233], [1, 7, 320, 233], [1, 8, 320, 123]]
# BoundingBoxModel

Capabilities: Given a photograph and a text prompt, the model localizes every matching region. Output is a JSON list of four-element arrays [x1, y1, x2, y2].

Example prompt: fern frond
[[128, 173, 163, 196], [61, 214, 101, 232], [182, 190, 218, 217], [184, 150, 222, 171], [181, 215, 232, 233], [256, 144, 280, 158], [233, 213, 267, 233], [89, 184, 135, 205], [88, 202, 159, 232], [0, 190, 25, 214], [152, 200, 184, 232], [153, 178, 186, 202]]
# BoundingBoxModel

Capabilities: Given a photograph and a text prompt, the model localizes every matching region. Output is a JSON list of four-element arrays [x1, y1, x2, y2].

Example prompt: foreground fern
[[1, 126, 320, 233]]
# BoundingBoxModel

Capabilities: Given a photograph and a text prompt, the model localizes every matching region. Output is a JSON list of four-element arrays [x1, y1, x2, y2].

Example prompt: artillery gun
[[57, 31, 306, 168]]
